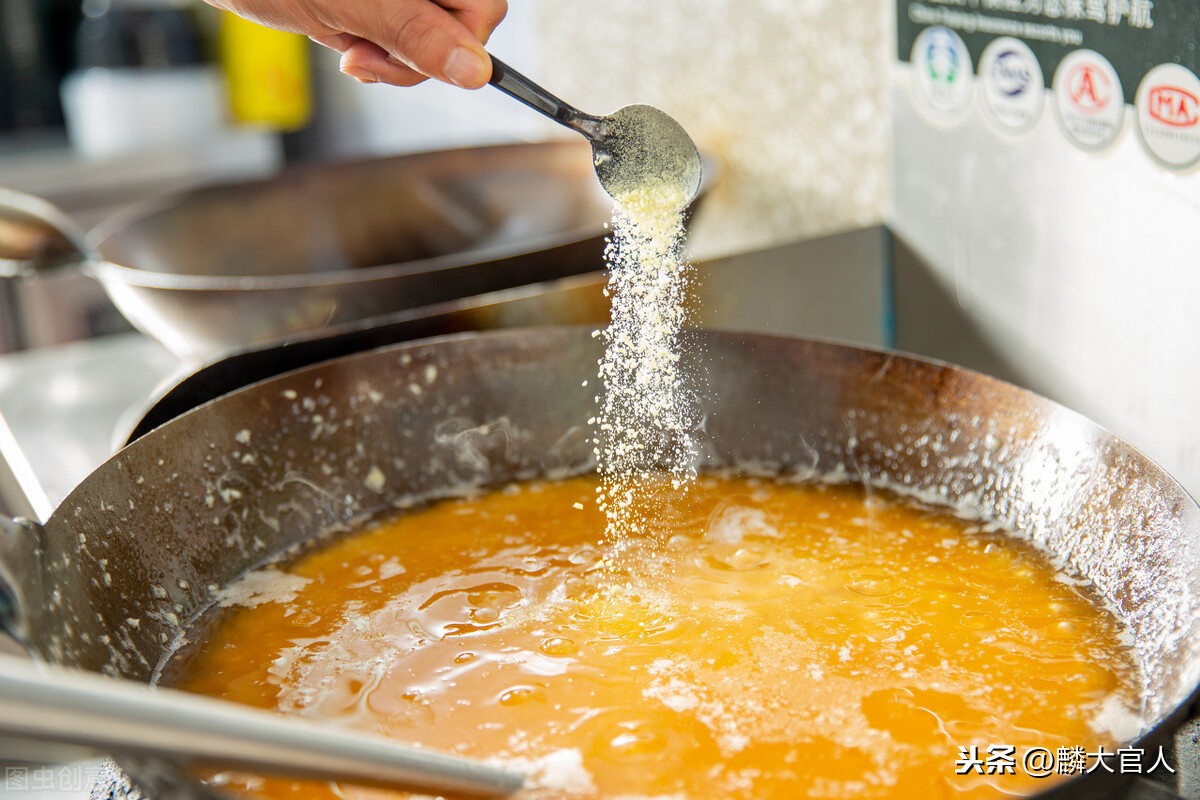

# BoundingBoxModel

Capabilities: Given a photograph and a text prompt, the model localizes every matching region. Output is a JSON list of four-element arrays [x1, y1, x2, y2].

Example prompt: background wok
[[0, 328, 1197, 799], [1, 142, 647, 360]]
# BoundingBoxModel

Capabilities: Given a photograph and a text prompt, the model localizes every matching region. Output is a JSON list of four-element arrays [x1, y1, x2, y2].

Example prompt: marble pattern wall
[[530, 0, 891, 258]]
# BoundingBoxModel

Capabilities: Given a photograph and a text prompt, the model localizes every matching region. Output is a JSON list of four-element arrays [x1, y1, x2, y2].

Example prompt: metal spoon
[[0, 655, 523, 798], [489, 56, 702, 208]]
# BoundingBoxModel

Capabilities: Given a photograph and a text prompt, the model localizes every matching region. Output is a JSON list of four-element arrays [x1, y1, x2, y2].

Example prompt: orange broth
[[168, 474, 1142, 799]]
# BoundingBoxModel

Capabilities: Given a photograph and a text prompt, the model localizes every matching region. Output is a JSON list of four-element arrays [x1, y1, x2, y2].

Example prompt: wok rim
[[104, 326, 1200, 514]]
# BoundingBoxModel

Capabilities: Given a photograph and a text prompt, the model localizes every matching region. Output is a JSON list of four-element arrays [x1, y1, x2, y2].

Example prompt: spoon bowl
[[591, 104, 702, 207], [488, 56, 702, 209]]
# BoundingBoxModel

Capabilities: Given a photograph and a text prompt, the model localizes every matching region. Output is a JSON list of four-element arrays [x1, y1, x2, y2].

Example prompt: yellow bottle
[[218, 11, 311, 131]]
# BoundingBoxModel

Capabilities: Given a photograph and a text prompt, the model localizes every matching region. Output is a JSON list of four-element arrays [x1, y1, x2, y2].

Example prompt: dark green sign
[[896, 0, 1200, 103]]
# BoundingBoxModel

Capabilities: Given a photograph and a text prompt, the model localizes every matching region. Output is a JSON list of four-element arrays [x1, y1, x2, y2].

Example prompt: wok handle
[[0, 516, 44, 646], [0, 187, 97, 279], [0, 656, 524, 798]]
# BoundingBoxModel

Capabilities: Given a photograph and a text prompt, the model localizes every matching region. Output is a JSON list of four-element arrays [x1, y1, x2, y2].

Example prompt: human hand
[[203, 0, 507, 88]]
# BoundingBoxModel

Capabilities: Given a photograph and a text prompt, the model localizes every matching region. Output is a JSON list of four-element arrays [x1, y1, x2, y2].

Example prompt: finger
[[437, 0, 509, 44], [327, 0, 493, 88], [205, 0, 334, 37], [310, 32, 357, 53], [340, 39, 428, 87]]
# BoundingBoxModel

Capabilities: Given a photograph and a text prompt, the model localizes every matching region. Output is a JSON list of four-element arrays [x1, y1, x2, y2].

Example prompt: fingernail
[[341, 65, 380, 84], [443, 46, 487, 88]]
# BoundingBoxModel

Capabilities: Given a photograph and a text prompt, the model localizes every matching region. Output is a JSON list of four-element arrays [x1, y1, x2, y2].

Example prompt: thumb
[[351, 1, 492, 88]]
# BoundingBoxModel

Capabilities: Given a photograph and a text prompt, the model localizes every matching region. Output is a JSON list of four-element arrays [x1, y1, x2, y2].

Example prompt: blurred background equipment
[[217, 9, 311, 132], [59, 0, 224, 159], [0, 0, 72, 135]]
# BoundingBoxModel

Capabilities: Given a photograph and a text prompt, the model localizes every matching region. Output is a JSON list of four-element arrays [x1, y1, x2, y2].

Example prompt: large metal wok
[[1, 328, 1198, 799], [1, 142, 617, 360]]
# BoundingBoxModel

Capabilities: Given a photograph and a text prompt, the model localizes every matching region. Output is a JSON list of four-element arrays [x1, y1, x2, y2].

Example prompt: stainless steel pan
[[1, 142, 622, 360], [1, 328, 1197, 799]]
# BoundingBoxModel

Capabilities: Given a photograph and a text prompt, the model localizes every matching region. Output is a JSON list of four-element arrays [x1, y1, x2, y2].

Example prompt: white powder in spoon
[[593, 182, 698, 549]]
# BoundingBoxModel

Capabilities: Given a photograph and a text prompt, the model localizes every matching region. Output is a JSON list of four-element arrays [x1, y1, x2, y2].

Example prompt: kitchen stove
[[0, 233, 873, 799], [0, 232, 1195, 798]]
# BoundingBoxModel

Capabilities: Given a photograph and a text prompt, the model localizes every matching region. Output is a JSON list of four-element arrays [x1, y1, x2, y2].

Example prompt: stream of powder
[[593, 184, 698, 549]]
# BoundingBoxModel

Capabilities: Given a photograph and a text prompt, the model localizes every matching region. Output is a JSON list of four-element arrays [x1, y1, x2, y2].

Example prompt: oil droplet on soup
[[168, 475, 1143, 800]]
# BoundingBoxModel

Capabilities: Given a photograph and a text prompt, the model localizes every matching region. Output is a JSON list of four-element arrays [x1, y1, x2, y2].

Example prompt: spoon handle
[[488, 55, 604, 141]]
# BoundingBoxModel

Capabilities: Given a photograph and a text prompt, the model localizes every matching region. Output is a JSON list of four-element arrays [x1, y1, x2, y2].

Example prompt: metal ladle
[[0, 655, 523, 798], [488, 56, 702, 208]]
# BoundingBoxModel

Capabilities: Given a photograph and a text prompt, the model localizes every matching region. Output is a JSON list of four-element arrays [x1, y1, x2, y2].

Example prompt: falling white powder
[[594, 183, 698, 548]]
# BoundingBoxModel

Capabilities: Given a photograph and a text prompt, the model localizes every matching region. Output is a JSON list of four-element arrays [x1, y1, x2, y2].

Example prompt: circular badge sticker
[[911, 26, 974, 125], [978, 37, 1045, 135], [1053, 49, 1125, 152], [1136, 63, 1200, 170]]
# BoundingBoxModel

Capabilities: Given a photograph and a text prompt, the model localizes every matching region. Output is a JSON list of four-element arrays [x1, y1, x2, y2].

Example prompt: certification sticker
[[978, 37, 1045, 135], [1136, 63, 1200, 171], [911, 26, 974, 125], [1053, 50, 1125, 152]]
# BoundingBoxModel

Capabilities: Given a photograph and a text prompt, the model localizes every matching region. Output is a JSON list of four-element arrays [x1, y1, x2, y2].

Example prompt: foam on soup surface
[[168, 474, 1143, 799]]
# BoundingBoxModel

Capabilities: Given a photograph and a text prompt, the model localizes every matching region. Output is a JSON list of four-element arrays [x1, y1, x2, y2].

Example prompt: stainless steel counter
[[0, 334, 181, 521]]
